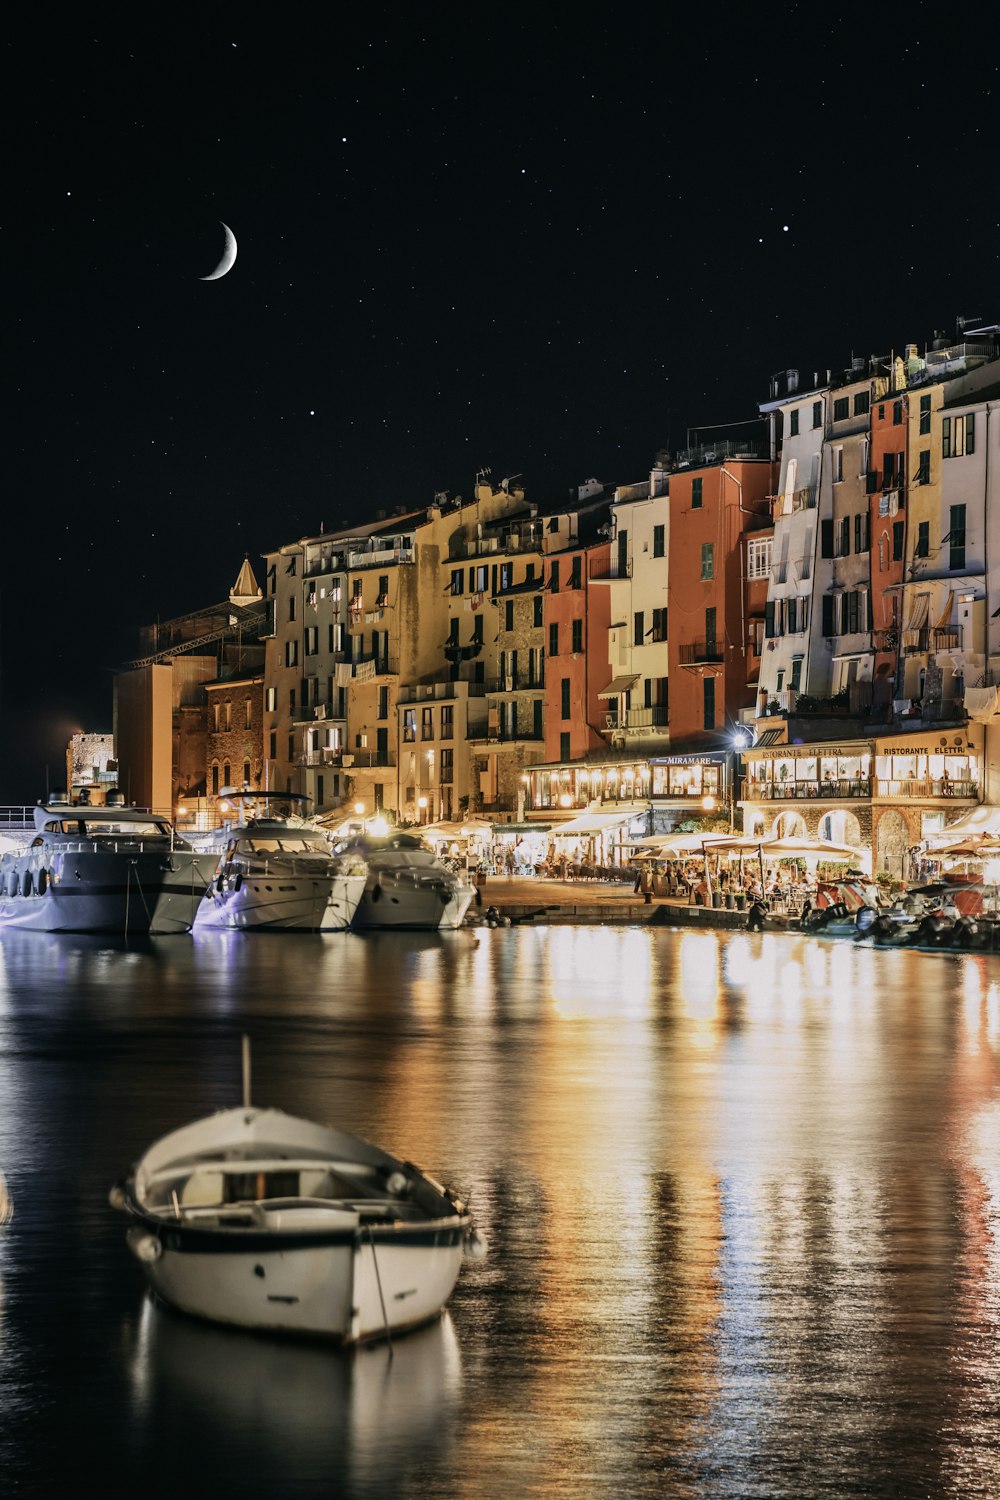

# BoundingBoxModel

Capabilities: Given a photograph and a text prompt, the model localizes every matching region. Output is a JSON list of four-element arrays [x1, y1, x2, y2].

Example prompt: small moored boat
[[111, 1062, 486, 1344]]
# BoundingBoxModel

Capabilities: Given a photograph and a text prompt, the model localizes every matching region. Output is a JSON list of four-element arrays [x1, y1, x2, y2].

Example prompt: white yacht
[[339, 833, 477, 931], [0, 794, 215, 935], [111, 1102, 486, 1344], [193, 793, 366, 932]]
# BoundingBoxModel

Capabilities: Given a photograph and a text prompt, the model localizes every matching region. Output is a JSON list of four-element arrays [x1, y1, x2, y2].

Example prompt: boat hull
[[127, 1222, 465, 1343], [352, 875, 475, 931], [193, 872, 366, 932], [0, 850, 214, 934]]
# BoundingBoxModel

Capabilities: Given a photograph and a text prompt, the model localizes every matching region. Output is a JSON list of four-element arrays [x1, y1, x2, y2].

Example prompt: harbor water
[[1, 925, 1000, 1497]]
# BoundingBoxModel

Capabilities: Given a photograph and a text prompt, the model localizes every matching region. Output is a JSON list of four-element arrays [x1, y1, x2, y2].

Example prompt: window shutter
[[822, 594, 835, 636], [765, 601, 775, 638], [821, 519, 834, 558]]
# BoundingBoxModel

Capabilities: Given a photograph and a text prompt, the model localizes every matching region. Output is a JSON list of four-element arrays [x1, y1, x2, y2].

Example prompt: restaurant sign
[[750, 743, 869, 761]]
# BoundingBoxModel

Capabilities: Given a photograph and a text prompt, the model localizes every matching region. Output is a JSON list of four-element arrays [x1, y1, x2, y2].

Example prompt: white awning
[[902, 592, 930, 631], [552, 808, 647, 837], [597, 674, 638, 699]]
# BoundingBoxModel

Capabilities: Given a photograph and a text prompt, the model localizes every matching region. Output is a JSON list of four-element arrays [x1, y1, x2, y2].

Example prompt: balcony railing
[[622, 706, 669, 730], [485, 675, 545, 693], [588, 557, 632, 581], [902, 628, 961, 653], [746, 779, 873, 801], [679, 640, 725, 665], [875, 778, 977, 799], [769, 487, 816, 517]]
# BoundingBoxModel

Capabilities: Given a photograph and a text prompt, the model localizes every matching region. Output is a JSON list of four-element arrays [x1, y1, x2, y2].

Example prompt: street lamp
[[418, 795, 428, 824], [730, 728, 752, 831]]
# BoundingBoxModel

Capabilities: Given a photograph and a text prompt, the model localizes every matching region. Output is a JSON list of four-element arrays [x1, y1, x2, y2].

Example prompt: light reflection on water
[[0, 926, 1000, 1495]]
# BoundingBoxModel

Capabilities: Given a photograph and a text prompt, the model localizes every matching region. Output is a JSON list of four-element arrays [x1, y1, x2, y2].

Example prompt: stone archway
[[819, 809, 862, 848], [876, 809, 909, 878], [773, 811, 806, 838]]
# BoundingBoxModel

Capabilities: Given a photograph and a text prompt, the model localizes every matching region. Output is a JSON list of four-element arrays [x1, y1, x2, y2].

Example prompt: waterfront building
[[589, 472, 669, 757], [66, 732, 116, 800], [666, 435, 774, 747], [544, 535, 611, 764]]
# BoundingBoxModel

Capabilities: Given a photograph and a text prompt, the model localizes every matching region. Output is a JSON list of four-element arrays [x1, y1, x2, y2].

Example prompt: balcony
[[679, 640, 725, 665], [768, 487, 816, 517], [875, 778, 978, 799], [346, 546, 414, 569], [747, 779, 873, 801], [621, 706, 669, 730], [588, 557, 632, 581], [486, 675, 545, 693]]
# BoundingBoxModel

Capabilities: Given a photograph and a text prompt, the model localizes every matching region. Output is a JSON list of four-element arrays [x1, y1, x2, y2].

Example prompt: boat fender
[[371, 878, 383, 904], [216, 873, 226, 893], [36, 868, 48, 894], [7, 873, 17, 898], [232, 873, 243, 892], [108, 1183, 126, 1210], [128, 1230, 162, 1263], [464, 1228, 488, 1261], [22, 871, 33, 898], [386, 1171, 408, 1196]]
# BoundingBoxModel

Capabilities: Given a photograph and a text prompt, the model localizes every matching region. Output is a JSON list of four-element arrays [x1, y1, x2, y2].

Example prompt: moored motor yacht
[[111, 1091, 486, 1344], [193, 793, 366, 932], [0, 793, 216, 934], [337, 832, 477, 931]]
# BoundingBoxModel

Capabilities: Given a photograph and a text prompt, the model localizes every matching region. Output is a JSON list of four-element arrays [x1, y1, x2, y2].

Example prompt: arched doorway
[[819, 809, 862, 848], [774, 811, 806, 838], [876, 809, 909, 877]]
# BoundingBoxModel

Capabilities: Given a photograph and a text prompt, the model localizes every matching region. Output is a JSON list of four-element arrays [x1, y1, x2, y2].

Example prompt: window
[[651, 608, 666, 642], [700, 542, 713, 580], [403, 710, 416, 743], [703, 677, 715, 731], [634, 611, 644, 647], [269, 732, 276, 760], [569, 557, 582, 589], [560, 732, 571, 761], [854, 513, 870, 553], [839, 516, 850, 557], [653, 525, 665, 558], [285, 639, 299, 667], [377, 686, 388, 720], [549, 622, 559, 657], [790, 656, 803, 691], [287, 735, 294, 762], [572, 618, 583, 652], [265, 687, 276, 712], [832, 445, 844, 483], [289, 688, 296, 712], [450, 568, 464, 596], [822, 594, 836, 636], [943, 413, 975, 458], [533, 596, 543, 627], [211, 763, 220, 796], [441, 705, 453, 739], [222, 760, 231, 788], [448, 617, 459, 645], [854, 391, 870, 416], [765, 600, 778, 639], [916, 450, 930, 485], [243, 759, 251, 787], [472, 615, 483, 644], [821, 519, 834, 558], [812, 400, 823, 428], [915, 521, 929, 558], [561, 678, 571, 720], [789, 408, 800, 437], [893, 521, 904, 561], [440, 749, 453, 784], [288, 595, 296, 622], [549, 560, 560, 593], [421, 707, 433, 740], [747, 537, 772, 579], [500, 563, 512, 593], [786, 597, 798, 634], [893, 400, 903, 426], [244, 698, 253, 730], [305, 625, 318, 655], [919, 394, 931, 435], [949, 504, 966, 571], [505, 600, 514, 630], [691, 478, 703, 509], [376, 576, 389, 607], [833, 396, 849, 421]]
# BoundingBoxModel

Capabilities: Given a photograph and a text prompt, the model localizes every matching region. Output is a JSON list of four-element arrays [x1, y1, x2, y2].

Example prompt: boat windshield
[[45, 819, 169, 837], [240, 835, 329, 854]]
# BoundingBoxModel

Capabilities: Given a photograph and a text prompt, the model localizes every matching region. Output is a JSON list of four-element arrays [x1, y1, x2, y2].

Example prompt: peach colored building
[[544, 540, 610, 762], [667, 449, 775, 749]]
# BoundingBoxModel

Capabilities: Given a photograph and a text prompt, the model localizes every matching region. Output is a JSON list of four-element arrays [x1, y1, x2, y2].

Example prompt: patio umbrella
[[630, 831, 714, 856], [757, 834, 864, 862]]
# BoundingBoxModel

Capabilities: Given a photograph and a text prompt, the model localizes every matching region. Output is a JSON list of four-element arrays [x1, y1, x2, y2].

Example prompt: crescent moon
[[201, 222, 237, 281]]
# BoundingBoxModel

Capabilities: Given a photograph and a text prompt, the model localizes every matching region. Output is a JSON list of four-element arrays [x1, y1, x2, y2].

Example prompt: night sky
[[5, 9, 997, 800]]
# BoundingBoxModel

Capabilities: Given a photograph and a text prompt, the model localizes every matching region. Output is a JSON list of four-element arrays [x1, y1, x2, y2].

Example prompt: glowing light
[[559, 793, 573, 808], [368, 815, 389, 836], [418, 796, 428, 808], [354, 802, 365, 815], [701, 794, 716, 811]]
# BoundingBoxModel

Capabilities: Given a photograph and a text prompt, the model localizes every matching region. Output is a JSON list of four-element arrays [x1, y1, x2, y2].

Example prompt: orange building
[[544, 540, 611, 762], [667, 451, 775, 748]]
